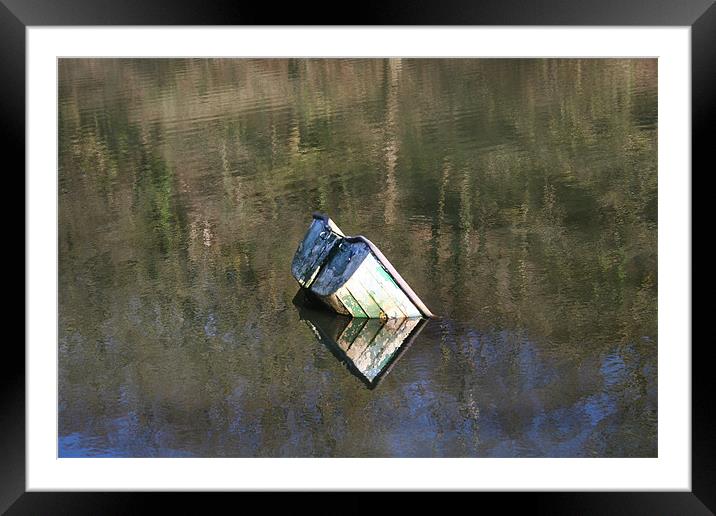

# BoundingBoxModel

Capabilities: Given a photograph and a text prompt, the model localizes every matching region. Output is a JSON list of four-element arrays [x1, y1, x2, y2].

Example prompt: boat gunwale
[[311, 212, 435, 318]]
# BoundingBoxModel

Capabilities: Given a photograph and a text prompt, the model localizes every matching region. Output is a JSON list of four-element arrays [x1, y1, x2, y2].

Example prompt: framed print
[[7, 0, 711, 512]]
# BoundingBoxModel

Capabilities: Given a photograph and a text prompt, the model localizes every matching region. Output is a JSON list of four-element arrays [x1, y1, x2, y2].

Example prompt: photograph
[[58, 57, 658, 458]]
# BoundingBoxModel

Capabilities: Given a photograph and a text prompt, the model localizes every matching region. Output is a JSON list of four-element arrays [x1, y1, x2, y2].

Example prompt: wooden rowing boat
[[293, 290, 428, 388], [291, 212, 434, 319]]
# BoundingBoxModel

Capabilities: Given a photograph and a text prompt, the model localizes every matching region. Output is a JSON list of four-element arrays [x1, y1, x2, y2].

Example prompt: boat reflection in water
[[293, 290, 429, 389]]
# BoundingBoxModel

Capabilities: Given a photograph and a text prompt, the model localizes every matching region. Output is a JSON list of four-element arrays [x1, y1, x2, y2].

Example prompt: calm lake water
[[59, 58, 657, 457]]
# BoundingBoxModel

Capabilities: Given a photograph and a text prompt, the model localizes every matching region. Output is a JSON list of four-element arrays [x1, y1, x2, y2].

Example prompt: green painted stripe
[[363, 254, 421, 318], [335, 286, 369, 318], [344, 275, 383, 318], [371, 258, 423, 318], [353, 261, 403, 318]]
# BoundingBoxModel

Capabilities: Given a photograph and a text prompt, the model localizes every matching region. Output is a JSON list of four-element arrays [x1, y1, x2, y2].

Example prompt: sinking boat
[[291, 213, 434, 319], [293, 290, 428, 388]]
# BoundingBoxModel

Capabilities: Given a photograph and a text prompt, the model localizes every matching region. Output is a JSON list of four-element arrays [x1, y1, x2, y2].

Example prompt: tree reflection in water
[[59, 58, 657, 457]]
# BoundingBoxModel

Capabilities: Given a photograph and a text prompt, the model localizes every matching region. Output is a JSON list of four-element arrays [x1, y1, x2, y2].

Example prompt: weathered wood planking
[[291, 213, 434, 319], [334, 285, 368, 318], [305, 234, 341, 287], [342, 274, 384, 318], [351, 261, 405, 318], [362, 254, 422, 318], [291, 218, 341, 287], [291, 218, 323, 283]]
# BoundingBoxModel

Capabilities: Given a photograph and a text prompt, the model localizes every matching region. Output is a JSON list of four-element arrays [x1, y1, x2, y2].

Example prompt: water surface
[[59, 58, 657, 457]]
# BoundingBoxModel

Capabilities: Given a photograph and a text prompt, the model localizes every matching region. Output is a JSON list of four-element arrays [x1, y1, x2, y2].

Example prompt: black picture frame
[[6, 0, 711, 512]]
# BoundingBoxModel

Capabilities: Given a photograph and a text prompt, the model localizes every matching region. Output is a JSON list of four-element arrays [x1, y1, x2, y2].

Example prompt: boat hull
[[291, 213, 433, 319]]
